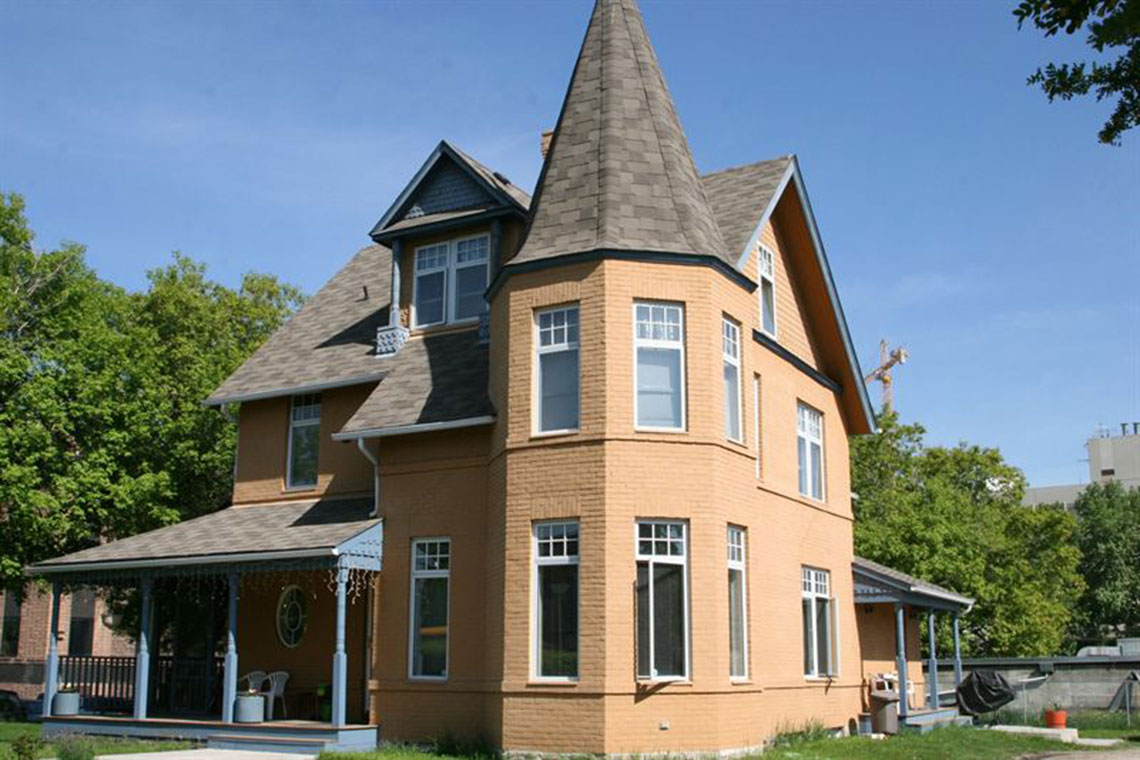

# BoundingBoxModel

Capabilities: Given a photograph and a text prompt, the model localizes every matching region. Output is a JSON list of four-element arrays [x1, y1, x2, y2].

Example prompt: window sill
[[406, 676, 448, 684], [284, 485, 318, 493], [730, 677, 752, 685], [634, 427, 688, 435], [804, 675, 836, 683], [636, 677, 692, 686], [526, 679, 579, 687], [531, 429, 580, 440]]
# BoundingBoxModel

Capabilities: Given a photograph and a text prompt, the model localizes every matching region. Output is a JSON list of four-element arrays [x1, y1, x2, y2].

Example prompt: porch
[[26, 497, 382, 752], [853, 557, 975, 733]]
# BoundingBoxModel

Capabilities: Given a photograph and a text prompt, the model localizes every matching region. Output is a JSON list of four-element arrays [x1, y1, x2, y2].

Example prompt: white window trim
[[531, 520, 580, 682], [727, 525, 749, 681], [407, 537, 451, 681], [758, 244, 778, 339], [286, 394, 320, 490], [797, 401, 826, 501], [411, 233, 490, 329], [633, 301, 687, 433], [723, 317, 743, 443], [635, 519, 691, 682], [533, 305, 581, 437], [801, 566, 838, 679]]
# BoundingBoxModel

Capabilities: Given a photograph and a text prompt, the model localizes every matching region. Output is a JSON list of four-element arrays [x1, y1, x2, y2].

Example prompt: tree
[[852, 411, 1083, 656], [0, 192, 303, 591], [1070, 481, 1140, 645], [1014, 0, 1140, 145]]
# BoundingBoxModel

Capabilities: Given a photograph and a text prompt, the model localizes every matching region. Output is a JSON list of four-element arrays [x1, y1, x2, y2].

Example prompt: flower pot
[[52, 691, 80, 716], [1045, 709, 1067, 729], [234, 694, 265, 723]]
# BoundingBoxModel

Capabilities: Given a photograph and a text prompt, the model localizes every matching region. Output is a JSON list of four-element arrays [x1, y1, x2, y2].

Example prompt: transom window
[[758, 245, 777, 337], [413, 235, 490, 327], [534, 521, 579, 680], [801, 567, 837, 678], [797, 402, 825, 501], [636, 520, 689, 681], [288, 394, 321, 489], [634, 302, 686, 431], [535, 306, 580, 434], [727, 526, 748, 679], [723, 317, 742, 442], [409, 538, 450, 679]]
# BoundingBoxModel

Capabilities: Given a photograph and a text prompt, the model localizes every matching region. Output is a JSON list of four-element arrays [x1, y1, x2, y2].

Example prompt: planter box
[[52, 692, 80, 716], [234, 694, 265, 723]]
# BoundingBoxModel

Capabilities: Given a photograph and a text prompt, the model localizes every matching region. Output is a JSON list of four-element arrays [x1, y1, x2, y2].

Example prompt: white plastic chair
[[241, 670, 267, 693], [263, 670, 289, 720]]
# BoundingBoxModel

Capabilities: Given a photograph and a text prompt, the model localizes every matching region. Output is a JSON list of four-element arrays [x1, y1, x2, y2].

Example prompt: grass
[[991, 707, 1140, 741], [0, 722, 193, 759]]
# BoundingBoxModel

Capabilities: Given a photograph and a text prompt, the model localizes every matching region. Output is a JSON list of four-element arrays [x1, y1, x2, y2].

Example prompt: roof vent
[[492, 171, 512, 186]]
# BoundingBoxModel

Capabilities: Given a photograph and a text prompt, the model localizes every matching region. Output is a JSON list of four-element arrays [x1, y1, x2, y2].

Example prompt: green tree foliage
[[0, 192, 303, 590], [852, 411, 1083, 656], [1014, 0, 1140, 145], [1070, 481, 1140, 644]]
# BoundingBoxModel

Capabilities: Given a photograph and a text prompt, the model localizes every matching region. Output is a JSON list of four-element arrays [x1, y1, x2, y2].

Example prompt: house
[[25, 0, 973, 753]]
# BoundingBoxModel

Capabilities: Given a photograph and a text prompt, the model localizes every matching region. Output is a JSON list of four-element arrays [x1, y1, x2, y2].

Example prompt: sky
[[2, 0, 1137, 488]]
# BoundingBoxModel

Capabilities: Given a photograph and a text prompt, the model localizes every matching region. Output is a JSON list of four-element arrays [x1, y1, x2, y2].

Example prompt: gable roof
[[702, 157, 793, 260], [370, 140, 530, 240], [853, 556, 975, 610], [513, 0, 728, 266]]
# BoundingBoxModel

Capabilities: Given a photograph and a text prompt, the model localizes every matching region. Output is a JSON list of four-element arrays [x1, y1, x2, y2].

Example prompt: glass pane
[[797, 436, 808, 496], [289, 423, 320, 487], [762, 280, 776, 334], [811, 442, 823, 499], [636, 347, 682, 428], [636, 564, 651, 678], [454, 264, 487, 320], [415, 270, 446, 325], [816, 598, 831, 676], [729, 568, 746, 677], [802, 598, 814, 675], [0, 618, 18, 657], [724, 361, 740, 440], [539, 350, 579, 431], [653, 563, 686, 677], [413, 577, 448, 677], [539, 564, 578, 678]]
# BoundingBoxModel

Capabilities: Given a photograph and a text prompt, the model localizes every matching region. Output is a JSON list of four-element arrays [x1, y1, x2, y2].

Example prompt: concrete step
[[207, 733, 328, 754], [988, 725, 1080, 744]]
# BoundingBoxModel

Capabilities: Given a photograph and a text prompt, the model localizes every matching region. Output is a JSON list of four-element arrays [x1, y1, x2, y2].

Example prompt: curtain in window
[[540, 349, 579, 431], [637, 347, 682, 428]]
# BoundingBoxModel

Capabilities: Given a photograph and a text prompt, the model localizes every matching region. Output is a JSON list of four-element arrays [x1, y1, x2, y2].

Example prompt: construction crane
[[864, 339, 909, 413]]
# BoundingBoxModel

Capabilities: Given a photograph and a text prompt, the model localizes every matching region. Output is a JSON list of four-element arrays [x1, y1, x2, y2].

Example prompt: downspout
[[356, 438, 380, 518], [354, 436, 380, 720]]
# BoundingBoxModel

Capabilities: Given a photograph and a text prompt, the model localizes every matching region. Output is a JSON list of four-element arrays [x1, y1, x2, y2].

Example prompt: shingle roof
[[205, 245, 392, 405], [449, 143, 532, 211], [853, 556, 975, 607], [702, 158, 792, 260], [30, 497, 377, 571], [337, 329, 493, 436], [513, 0, 729, 266]]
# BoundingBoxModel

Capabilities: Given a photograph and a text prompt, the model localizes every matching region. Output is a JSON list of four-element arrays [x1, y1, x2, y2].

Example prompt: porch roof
[[27, 496, 382, 577], [852, 556, 974, 612]]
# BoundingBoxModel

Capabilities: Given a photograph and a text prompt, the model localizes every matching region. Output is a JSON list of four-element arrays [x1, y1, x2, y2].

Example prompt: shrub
[[10, 733, 42, 760], [54, 735, 95, 760]]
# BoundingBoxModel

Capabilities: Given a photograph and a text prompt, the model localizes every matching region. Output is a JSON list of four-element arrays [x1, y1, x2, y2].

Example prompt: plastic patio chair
[[241, 670, 268, 693], [263, 670, 290, 720]]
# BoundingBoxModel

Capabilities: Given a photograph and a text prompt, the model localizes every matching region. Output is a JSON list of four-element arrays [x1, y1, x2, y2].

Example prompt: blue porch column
[[952, 612, 964, 687], [133, 576, 153, 720], [43, 582, 62, 717], [894, 603, 909, 718], [927, 609, 940, 709], [331, 564, 348, 727], [222, 571, 239, 723]]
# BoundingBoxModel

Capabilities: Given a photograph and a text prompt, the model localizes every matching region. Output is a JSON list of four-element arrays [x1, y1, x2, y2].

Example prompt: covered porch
[[26, 497, 382, 753], [853, 557, 975, 733]]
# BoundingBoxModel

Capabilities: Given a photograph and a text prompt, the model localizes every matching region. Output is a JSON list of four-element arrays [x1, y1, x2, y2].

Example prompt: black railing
[[58, 655, 135, 713], [57, 654, 225, 716]]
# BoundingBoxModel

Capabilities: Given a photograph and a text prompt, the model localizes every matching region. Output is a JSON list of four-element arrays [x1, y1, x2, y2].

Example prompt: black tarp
[[956, 670, 1016, 715]]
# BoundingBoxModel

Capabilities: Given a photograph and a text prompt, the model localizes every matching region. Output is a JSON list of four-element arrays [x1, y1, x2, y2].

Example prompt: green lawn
[[0, 722, 192, 759], [992, 708, 1140, 742]]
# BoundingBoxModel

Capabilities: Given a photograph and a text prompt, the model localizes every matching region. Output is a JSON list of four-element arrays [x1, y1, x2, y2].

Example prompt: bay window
[[728, 526, 748, 680], [636, 520, 689, 680], [801, 567, 837, 678], [409, 538, 450, 679], [535, 306, 580, 433], [534, 521, 579, 679], [413, 234, 490, 327], [723, 317, 742, 441], [797, 402, 824, 500], [634, 302, 685, 430]]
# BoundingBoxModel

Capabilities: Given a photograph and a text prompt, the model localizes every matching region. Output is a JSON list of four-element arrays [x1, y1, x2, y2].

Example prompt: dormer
[[370, 141, 530, 355]]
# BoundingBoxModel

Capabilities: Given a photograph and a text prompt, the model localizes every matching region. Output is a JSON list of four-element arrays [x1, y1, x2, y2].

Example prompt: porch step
[[901, 707, 966, 733], [207, 733, 329, 754]]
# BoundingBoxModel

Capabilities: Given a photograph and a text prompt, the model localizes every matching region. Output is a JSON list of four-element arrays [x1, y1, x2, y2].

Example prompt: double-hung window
[[0, 593, 20, 657], [634, 302, 685, 430], [758, 245, 777, 337], [409, 539, 450, 679], [535, 306, 580, 433], [68, 588, 95, 657], [801, 567, 837, 678], [534, 521, 579, 679], [797, 402, 825, 500], [723, 317, 742, 442], [727, 526, 749, 680], [287, 394, 321, 489], [413, 235, 489, 327], [636, 520, 689, 680]]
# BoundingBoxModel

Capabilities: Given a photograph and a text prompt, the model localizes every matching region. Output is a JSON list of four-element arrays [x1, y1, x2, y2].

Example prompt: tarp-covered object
[[956, 670, 1016, 715]]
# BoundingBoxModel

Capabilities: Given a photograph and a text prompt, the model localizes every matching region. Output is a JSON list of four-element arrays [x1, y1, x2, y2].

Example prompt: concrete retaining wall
[[928, 657, 1140, 713]]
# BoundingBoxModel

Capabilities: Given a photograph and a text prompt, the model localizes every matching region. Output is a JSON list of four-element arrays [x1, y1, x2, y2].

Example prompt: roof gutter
[[332, 415, 495, 441], [27, 546, 339, 576]]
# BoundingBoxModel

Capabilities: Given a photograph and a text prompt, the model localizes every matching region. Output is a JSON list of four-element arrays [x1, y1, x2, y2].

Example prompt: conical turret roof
[[514, 0, 730, 265]]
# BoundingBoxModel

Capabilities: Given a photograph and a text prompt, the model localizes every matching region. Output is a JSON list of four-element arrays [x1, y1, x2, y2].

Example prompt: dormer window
[[413, 234, 490, 328]]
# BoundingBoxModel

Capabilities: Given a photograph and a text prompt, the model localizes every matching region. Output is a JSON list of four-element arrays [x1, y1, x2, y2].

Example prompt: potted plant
[[234, 688, 265, 724], [1044, 701, 1067, 729], [52, 684, 81, 716]]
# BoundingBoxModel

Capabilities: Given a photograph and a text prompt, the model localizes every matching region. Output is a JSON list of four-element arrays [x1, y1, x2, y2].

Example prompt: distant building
[[1024, 423, 1140, 507]]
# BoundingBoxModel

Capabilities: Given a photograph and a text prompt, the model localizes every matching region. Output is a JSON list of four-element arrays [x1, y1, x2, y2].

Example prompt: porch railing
[[58, 655, 135, 713], [58, 655, 225, 716]]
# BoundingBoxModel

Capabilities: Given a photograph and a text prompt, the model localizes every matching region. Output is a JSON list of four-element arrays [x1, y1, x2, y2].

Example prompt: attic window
[[758, 245, 777, 338], [413, 235, 490, 328]]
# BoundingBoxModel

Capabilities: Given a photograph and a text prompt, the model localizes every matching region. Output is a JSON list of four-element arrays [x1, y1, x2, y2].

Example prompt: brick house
[[26, 0, 973, 752]]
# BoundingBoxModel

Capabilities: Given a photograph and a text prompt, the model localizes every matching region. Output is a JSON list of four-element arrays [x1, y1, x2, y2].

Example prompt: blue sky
[[2, 1, 1137, 487]]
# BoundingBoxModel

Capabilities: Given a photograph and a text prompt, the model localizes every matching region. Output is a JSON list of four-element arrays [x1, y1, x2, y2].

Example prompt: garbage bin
[[870, 687, 899, 734]]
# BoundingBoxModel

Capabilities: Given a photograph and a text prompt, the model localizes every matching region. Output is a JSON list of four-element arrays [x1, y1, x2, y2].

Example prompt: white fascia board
[[332, 415, 495, 441]]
